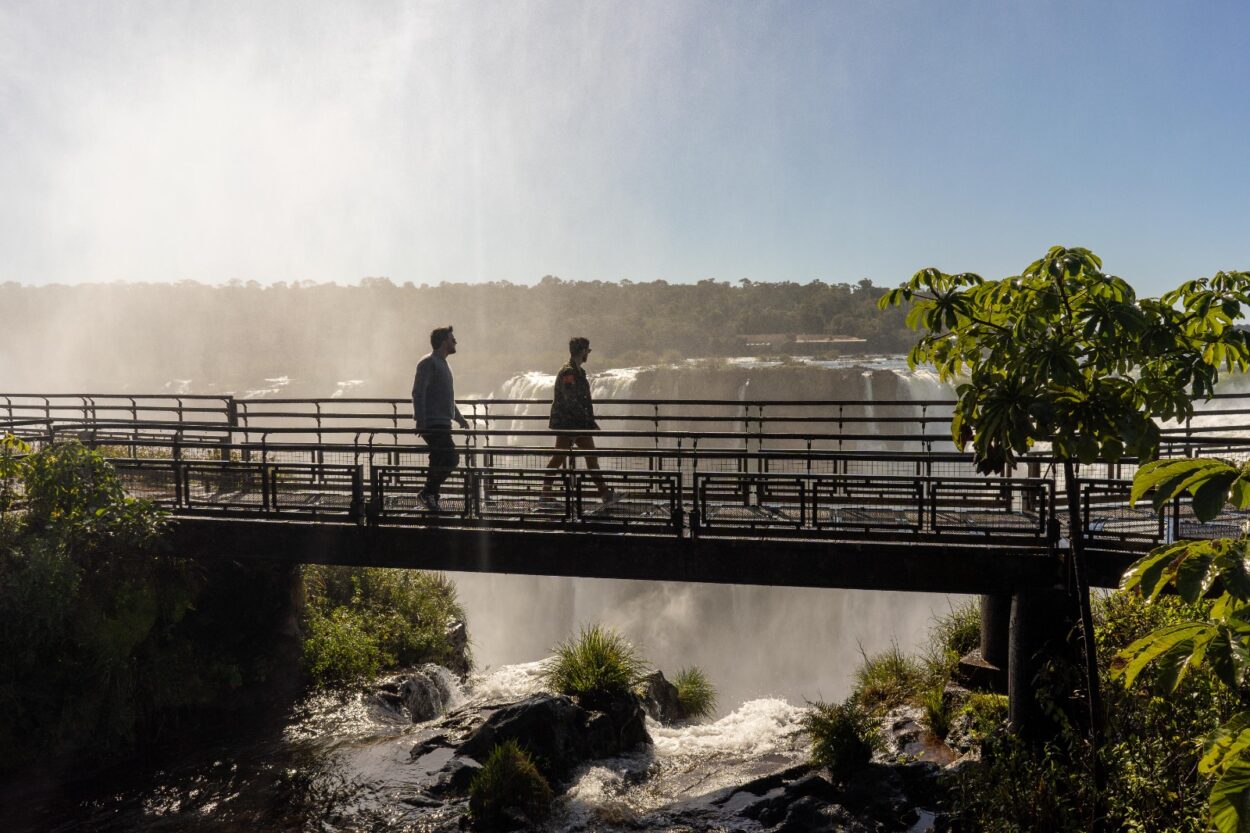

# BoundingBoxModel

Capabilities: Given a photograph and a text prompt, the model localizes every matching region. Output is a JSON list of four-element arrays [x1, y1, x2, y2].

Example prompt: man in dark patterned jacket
[[540, 336, 614, 503]]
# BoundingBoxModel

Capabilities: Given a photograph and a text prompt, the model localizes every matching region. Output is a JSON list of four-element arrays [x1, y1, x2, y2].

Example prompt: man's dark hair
[[430, 326, 454, 350], [569, 336, 590, 355]]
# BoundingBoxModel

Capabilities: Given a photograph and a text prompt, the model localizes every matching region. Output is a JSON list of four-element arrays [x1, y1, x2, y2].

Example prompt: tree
[[879, 247, 1250, 794]]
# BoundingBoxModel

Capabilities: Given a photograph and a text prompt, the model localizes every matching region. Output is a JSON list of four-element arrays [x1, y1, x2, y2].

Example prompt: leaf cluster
[[879, 246, 1250, 472], [1116, 458, 1250, 832], [301, 566, 468, 687]]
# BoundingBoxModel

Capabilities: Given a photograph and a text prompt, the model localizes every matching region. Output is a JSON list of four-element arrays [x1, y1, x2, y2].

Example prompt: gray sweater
[[411, 353, 464, 430]]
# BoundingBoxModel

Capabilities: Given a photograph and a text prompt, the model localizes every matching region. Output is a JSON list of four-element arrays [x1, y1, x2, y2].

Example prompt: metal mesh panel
[[112, 459, 179, 506], [930, 478, 1049, 537], [574, 470, 681, 530], [696, 473, 805, 532], [813, 476, 923, 532], [183, 461, 266, 510], [1081, 480, 1165, 546], [269, 464, 359, 516], [1176, 504, 1250, 541], [371, 465, 471, 521], [476, 469, 571, 523]]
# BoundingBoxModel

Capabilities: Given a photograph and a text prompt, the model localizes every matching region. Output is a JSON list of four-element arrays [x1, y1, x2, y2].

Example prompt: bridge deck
[[5, 393, 1249, 591]]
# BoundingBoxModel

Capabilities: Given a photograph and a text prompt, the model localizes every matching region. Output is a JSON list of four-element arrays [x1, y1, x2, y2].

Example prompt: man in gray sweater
[[411, 326, 469, 512]]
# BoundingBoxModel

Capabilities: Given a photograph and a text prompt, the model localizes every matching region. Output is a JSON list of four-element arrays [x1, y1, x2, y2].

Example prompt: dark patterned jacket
[[549, 362, 598, 430]]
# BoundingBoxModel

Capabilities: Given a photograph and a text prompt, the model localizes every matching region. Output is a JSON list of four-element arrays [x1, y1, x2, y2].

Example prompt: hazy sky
[[2, 0, 1248, 292]]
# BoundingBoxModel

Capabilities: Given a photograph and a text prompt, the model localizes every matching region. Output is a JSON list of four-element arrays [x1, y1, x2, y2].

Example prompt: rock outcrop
[[412, 690, 651, 793], [638, 670, 684, 724]]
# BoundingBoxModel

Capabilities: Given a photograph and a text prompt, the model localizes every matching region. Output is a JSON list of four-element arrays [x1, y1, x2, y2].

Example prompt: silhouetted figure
[[541, 336, 614, 504], [412, 326, 469, 512]]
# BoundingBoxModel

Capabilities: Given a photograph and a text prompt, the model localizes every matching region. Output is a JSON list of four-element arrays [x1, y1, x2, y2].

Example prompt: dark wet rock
[[771, 795, 855, 832], [455, 691, 650, 784], [878, 705, 958, 767], [429, 755, 483, 796], [445, 618, 471, 676], [374, 665, 457, 722], [638, 670, 684, 724]]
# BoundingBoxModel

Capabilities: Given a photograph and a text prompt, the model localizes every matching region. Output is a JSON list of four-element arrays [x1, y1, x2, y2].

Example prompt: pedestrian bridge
[[4, 391, 1250, 594]]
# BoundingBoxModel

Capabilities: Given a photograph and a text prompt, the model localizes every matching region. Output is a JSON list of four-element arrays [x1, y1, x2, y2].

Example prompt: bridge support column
[[980, 594, 1011, 670], [955, 594, 1011, 691], [1008, 586, 1067, 738]]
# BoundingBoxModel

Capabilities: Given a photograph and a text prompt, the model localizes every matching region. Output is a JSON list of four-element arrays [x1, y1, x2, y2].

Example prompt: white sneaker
[[417, 492, 442, 513], [599, 490, 621, 506]]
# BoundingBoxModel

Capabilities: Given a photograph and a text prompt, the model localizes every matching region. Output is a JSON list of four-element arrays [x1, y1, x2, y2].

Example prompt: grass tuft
[[674, 666, 717, 720], [921, 684, 953, 739], [468, 739, 553, 830], [921, 599, 982, 690], [801, 699, 882, 782], [542, 624, 648, 700], [851, 644, 926, 713]]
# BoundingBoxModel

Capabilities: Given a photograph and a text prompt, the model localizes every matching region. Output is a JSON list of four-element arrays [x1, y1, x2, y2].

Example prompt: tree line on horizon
[[0, 277, 913, 394]]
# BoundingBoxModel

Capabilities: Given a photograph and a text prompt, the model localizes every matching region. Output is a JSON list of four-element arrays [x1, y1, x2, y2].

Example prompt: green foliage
[[302, 607, 387, 687], [879, 246, 1250, 473], [467, 739, 553, 830], [801, 699, 882, 782], [951, 731, 1097, 833], [542, 624, 648, 701], [301, 565, 468, 687], [851, 644, 926, 714], [0, 441, 215, 770], [1116, 460, 1250, 833], [0, 433, 28, 514], [961, 693, 1008, 741], [673, 666, 717, 720], [955, 589, 1235, 831]]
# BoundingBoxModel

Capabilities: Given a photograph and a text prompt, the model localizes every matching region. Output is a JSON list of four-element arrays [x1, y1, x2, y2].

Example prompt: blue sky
[[1, 0, 1247, 293]]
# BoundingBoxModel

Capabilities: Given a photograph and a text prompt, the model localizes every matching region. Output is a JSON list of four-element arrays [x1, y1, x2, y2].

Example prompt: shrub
[[802, 699, 881, 783], [674, 666, 717, 720], [951, 730, 1096, 832], [0, 442, 266, 772], [950, 589, 1234, 833], [301, 566, 468, 686], [302, 607, 387, 687], [468, 739, 553, 830], [851, 644, 925, 713], [542, 624, 647, 700]]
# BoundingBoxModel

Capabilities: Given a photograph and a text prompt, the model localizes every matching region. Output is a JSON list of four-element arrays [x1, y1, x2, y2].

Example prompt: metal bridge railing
[[8, 394, 1250, 552]]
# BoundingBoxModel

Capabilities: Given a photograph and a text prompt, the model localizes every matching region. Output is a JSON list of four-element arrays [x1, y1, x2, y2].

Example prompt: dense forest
[[0, 278, 911, 395]]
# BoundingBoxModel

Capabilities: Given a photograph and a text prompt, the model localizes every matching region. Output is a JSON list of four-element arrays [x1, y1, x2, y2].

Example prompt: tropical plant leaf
[[1203, 712, 1250, 776], [1209, 758, 1250, 833], [1175, 547, 1218, 603], [1111, 622, 1211, 689], [1120, 542, 1190, 599], [1195, 471, 1240, 522], [1131, 458, 1231, 506], [1215, 546, 1250, 601], [1207, 626, 1250, 690]]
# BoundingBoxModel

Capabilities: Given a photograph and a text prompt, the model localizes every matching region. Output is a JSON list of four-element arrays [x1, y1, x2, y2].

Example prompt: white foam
[[649, 697, 807, 758], [464, 659, 550, 703]]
